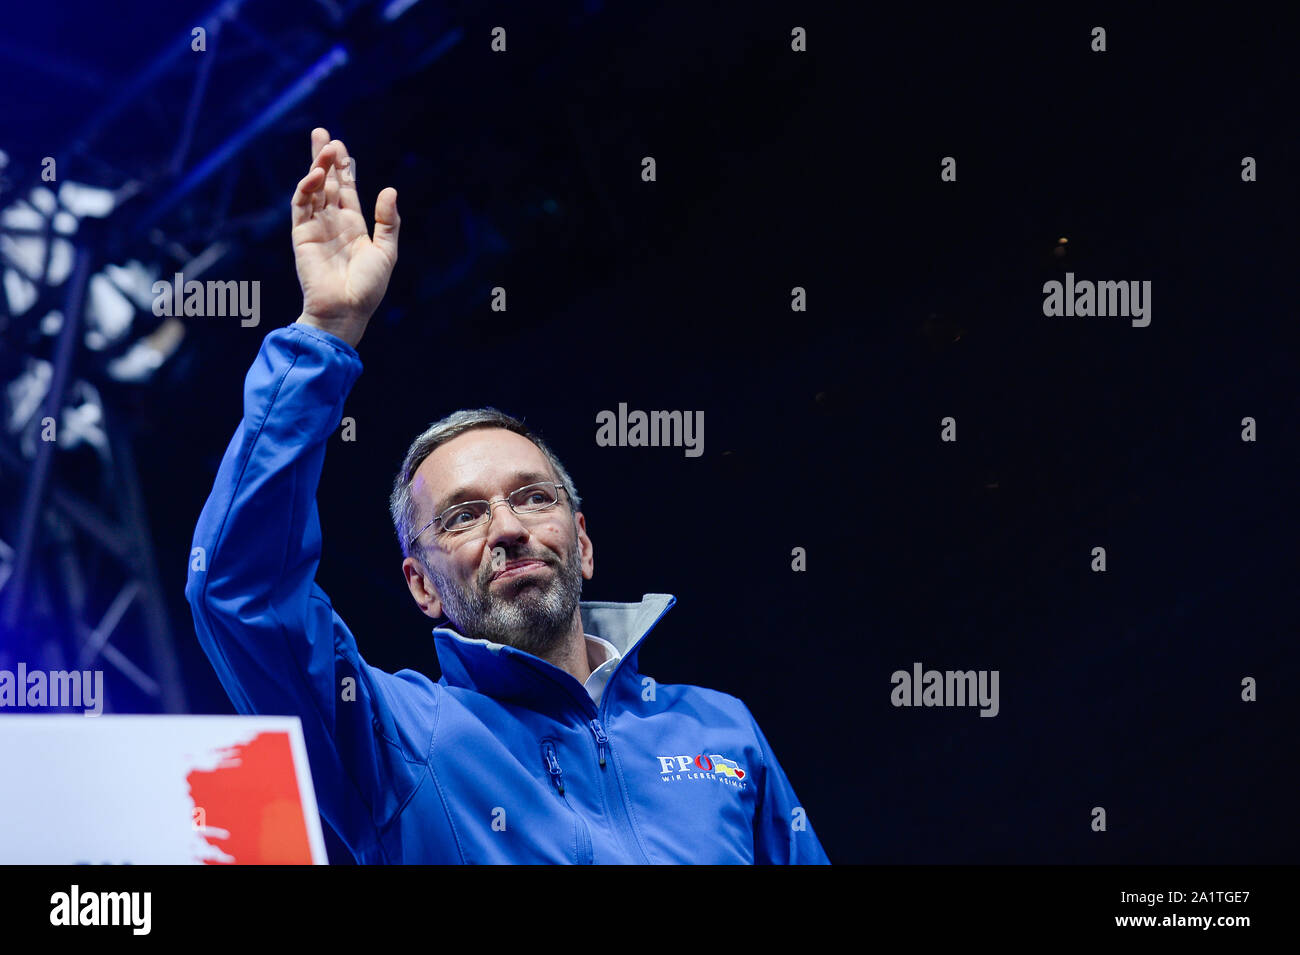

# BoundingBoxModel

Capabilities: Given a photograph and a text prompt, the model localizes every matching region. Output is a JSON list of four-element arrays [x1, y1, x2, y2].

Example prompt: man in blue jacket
[[185, 128, 829, 864]]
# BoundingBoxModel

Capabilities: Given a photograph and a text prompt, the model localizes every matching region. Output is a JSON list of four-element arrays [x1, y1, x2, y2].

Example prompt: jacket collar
[[431, 594, 676, 712]]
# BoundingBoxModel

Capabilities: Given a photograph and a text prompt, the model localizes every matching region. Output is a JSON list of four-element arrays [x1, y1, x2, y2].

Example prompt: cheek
[[463, 549, 490, 580], [436, 543, 486, 584], [543, 522, 579, 554]]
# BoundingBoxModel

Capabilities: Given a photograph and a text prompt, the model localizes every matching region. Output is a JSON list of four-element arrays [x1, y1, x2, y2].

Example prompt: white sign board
[[0, 715, 327, 864]]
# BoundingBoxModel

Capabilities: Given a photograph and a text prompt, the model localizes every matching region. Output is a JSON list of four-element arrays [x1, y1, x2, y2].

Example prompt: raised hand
[[291, 127, 400, 348]]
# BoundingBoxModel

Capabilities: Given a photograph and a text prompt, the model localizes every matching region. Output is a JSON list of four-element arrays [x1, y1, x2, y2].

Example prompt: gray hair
[[389, 408, 582, 562]]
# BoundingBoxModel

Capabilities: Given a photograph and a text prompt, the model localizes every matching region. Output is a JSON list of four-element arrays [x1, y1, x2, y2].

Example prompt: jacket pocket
[[541, 739, 593, 864]]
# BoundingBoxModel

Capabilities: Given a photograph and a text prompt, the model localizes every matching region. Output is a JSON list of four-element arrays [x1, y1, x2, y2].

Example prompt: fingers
[[293, 139, 341, 224], [332, 138, 362, 214], [294, 127, 384, 234], [291, 165, 326, 228], [311, 127, 329, 162], [293, 128, 333, 227], [372, 187, 400, 261], [321, 146, 341, 209]]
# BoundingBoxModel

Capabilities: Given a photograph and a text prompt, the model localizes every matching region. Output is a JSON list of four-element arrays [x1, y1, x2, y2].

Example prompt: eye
[[443, 506, 477, 528], [514, 485, 558, 510]]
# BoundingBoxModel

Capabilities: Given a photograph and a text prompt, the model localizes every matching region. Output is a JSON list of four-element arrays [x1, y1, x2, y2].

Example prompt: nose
[[484, 497, 530, 548]]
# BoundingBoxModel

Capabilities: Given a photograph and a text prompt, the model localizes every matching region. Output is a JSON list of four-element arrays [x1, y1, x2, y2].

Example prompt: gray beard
[[432, 535, 584, 658]]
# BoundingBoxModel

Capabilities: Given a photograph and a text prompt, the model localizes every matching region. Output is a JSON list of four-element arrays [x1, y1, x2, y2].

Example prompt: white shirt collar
[[582, 634, 622, 706]]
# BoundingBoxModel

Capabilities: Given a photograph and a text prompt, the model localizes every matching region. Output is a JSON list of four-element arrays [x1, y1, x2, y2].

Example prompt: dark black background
[[2, 3, 1293, 864]]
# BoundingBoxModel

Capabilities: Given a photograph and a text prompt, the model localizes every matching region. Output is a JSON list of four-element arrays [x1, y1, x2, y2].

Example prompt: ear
[[402, 555, 444, 620], [574, 511, 594, 581]]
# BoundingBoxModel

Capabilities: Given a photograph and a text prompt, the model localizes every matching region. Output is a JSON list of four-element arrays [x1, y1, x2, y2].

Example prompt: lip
[[490, 559, 548, 582]]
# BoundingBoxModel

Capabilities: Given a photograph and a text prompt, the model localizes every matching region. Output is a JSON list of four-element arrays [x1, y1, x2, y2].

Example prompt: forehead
[[411, 427, 555, 510]]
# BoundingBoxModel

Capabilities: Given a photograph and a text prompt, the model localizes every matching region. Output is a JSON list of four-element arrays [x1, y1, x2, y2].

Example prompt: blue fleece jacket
[[184, 322, 830, 864]]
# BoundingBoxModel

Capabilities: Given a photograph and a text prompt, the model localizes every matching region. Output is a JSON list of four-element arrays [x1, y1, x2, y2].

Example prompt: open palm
[[291, 127, 399, 347]]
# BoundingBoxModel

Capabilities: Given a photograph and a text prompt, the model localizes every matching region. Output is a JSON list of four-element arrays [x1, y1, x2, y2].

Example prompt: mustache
[[483, 551, 555, 583]]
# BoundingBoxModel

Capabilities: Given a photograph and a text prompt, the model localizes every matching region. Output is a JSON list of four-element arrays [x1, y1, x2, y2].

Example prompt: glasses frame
[[408, 481, 570, 547]]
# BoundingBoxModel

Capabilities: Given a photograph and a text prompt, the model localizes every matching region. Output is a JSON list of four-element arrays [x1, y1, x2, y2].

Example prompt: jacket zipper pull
[[589, 719, 608, 768], [543, 741, 565, 795]]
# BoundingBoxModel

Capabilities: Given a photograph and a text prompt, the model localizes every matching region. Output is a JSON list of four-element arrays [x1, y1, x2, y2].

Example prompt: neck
[[535, 612, 592, 684]]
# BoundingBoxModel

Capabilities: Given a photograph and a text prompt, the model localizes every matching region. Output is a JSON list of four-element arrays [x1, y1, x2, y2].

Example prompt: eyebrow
[[435, 470, 556, 514]]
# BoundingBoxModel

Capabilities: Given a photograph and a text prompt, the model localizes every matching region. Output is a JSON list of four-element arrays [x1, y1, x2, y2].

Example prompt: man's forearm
[[185, 321, 362, 713]]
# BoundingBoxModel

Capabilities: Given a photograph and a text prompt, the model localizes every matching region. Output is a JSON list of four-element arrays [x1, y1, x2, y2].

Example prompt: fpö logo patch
[[657, 753, 747, 787]]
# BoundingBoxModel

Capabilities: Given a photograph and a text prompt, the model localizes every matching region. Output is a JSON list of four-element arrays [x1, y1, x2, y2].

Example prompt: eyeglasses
[[409, 481, 570, 546]]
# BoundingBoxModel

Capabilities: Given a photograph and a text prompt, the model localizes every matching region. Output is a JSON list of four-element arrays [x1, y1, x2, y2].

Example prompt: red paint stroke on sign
[[187, 731, 311, 864]]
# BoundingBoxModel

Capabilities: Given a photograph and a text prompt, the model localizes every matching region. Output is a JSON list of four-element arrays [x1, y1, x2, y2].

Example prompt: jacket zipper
[[542, 740, 593, 863], [590, 598, 673, 863], [588, 718, 608, 768], [543, 740, 566, 794], [586, 712, 652, 863]]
